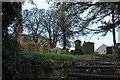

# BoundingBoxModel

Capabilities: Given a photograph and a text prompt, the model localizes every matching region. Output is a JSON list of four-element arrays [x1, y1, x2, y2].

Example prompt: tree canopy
[[2, 2, 22, 35], [82, 2, 120, 54]]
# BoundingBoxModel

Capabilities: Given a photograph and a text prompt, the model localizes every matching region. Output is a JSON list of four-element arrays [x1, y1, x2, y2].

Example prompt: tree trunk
[[111, 7, 117, 55], [63, 33, 66, 49], [53, 36, 57, 48], [112, 27, 117, 54], [33, 36, 38, 43], [48, 32, 53, 49]]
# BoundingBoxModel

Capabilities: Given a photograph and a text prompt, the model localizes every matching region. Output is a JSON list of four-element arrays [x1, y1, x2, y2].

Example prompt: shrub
[[2, 53, 54, 79], [2, 35, 20, 56], [2, 35, 54, 79]]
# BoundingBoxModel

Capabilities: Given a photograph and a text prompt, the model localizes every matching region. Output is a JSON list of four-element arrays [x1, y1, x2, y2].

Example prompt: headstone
[[116, 43, 120, 54], [82, 42, 94, 54], [74, 40, 83, 55], [74, 40, 81, 51], [106, 46, 113, 54]]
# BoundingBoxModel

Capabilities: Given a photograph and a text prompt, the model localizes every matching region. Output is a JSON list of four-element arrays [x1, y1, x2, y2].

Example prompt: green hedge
[[3, 53, 54, 79]]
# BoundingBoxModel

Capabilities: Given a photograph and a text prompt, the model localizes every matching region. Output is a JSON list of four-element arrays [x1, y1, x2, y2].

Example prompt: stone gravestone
[[106, 46, 113, 54], [74, 40, 83, 55], [82, 42, 94, 54], [75, 40, 82, 50]]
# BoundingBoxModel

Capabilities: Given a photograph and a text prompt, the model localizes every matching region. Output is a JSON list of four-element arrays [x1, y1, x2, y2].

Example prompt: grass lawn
[[22, 52, 96, 60]]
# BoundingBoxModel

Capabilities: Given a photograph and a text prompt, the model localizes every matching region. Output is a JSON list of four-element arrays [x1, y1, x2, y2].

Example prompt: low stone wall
[[20, 42, 50, 53], [40, 59, 119, 79], [40, 60, 77, 78]]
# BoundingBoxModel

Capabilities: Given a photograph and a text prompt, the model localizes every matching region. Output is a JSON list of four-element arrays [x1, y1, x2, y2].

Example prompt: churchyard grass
[[22, 52, 97, 60]]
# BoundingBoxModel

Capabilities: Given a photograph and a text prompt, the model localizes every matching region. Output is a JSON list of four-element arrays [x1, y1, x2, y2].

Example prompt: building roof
[[95, 44, 107, 51]]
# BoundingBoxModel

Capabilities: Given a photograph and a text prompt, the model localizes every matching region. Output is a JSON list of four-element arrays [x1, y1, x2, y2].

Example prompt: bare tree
[[22, 8, 45, 43], [41, 8, 60, 48]]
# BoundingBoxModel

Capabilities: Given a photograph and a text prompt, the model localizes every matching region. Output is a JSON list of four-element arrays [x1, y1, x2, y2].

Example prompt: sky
[[22, 0, 119, 50], [22, 0, 52, 10]]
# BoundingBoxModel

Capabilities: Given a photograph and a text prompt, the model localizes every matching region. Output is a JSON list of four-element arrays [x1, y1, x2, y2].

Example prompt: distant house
[[95, 27, 120, 54], [95, 44, 107, 54]]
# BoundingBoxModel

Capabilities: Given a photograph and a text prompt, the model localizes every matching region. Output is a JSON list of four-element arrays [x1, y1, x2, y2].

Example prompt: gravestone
[[74, 40, 83, 55], [106, 47, 113, 54], [75, 40, 81, 51], [117, 43, 120, 54], [82, 42, 94, 54]]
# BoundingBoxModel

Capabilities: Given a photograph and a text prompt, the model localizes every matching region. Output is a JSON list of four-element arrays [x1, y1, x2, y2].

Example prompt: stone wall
[[21, 42, 50, 53], [41, 60, 76, 78], [15, 34, 70, 54], [15, 34, 51, 53]]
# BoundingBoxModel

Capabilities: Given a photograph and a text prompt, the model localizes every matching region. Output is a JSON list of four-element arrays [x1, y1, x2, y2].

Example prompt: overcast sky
[[22, 0, 119, 50]]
